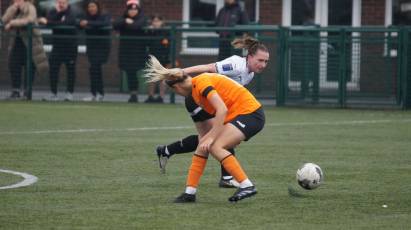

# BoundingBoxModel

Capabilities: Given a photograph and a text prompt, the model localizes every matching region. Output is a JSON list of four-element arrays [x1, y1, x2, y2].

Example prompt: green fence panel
[[1, 23, 410, 109], [173, 26, 280, 101], [283, 26, 403, 108], [403, 28, 411, 109]]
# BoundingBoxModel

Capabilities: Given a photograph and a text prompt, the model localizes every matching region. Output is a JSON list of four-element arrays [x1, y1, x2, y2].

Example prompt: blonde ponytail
[[145, 55, 185, 84]]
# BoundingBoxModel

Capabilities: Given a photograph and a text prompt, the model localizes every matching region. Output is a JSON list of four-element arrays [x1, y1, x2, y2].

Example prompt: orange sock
[[221, 155, 248, 183], [186, 154, 208, 188]]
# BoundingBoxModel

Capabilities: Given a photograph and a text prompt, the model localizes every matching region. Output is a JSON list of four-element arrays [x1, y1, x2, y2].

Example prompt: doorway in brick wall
[[283, 0, 361, 90]]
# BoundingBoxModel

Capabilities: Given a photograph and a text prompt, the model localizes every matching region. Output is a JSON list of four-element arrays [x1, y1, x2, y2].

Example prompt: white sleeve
[[242, 73, 255, 85], [215, 56, 242, 78]]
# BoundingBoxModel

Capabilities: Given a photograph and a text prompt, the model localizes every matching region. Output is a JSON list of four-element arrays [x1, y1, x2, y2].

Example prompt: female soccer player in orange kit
[[145, 55, 265, 203], [156, 36, 269, 189]]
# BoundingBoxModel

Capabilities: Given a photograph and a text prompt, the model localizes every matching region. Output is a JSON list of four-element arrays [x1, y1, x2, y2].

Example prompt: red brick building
[[1, 0, 409, 99], [2, 0, 401, 33]]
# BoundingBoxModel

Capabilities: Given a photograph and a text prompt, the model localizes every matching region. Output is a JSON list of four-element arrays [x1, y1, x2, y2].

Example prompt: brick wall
[[140, 0, 182, 20], [99, 0, 182, 20], [0, 0, 392, 26], [360, 0, 392, 94], [0, 0, 183, 20], [260, 0, 282, 25], [362, 0, 386, 25]]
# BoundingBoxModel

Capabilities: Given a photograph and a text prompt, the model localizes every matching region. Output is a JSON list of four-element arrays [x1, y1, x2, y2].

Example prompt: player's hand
[[199, 137, 214, 153], [5, 23, 12, 31], [38, 17, 47, 25], [125, 18, 134, 24], [161, 38, 169, 46], [79, 20, 88, 28]]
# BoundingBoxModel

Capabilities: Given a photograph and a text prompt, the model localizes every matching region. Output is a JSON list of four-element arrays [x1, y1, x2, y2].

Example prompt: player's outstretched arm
[[183, 63, 216, 76]]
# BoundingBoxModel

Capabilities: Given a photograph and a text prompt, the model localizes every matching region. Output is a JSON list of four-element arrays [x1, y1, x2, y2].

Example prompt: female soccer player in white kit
[[156, 36, 269, 187]]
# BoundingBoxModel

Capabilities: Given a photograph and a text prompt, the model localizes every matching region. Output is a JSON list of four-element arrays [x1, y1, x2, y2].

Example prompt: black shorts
[[229, 107, 265, 141], [185, 95, 215, 122]]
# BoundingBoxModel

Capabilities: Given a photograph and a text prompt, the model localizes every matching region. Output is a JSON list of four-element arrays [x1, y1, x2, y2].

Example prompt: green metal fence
[[1, 23, 411, 109], [280, 26, 404, 108], [402, 27, 411, 109], [171, 25, 280, 99]]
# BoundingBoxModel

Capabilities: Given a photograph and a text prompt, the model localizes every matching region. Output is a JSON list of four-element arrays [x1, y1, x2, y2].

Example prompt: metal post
[[401, 28, 410, 109], [338, 28, 347, 108], [276, 27, 287, 106], [390, 29, 402, 106], [169, 25, 176, 104], [256, 68, 262, 94], [275, 27, 283, 106], [26, 23, 33, 100], [301, 31, 309, 100], [312, 27, 320, 104]]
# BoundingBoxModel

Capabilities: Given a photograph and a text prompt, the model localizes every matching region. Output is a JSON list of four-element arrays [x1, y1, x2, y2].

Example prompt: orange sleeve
[[206, 90, 217, 100], [195, 77, 216, 99]]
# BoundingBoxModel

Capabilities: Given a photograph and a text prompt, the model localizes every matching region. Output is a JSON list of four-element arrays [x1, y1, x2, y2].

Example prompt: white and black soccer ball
[[296, 163, 323, 190]]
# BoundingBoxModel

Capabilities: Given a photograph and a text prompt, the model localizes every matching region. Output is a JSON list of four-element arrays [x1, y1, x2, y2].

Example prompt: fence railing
[[0, 24, 410, 109], [279, 26, 407, 108]]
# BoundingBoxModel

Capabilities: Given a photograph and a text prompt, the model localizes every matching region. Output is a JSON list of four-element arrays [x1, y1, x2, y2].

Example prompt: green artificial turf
[[0, 101, 410, 229]]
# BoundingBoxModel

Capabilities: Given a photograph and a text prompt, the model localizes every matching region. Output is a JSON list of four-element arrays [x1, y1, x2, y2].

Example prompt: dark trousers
[[8, 37, 35, 91], [218, 36, 242, 61], [123, 69, 138, 92], [49, 51, 77, 94], [218, 38, 232, 61], [89, 62, 104, 96]]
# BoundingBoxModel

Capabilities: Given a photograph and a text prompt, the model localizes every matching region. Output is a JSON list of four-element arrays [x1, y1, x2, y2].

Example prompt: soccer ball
[[296, 163, 323, 190]]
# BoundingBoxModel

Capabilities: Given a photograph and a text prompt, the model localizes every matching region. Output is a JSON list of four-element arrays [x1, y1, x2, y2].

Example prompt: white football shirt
[[215, 55, 255, 86]]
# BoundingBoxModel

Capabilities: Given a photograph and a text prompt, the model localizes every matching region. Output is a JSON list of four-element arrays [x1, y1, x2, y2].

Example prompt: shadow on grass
[[287, 185, 309, 198]]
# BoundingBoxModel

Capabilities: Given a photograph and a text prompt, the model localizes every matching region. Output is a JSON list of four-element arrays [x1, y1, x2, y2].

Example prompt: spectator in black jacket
[[215, 0, 249, 60], [145, 14, 168, 103], [79, 0, 111, 102], [39, 0, 77, 101], [113, 0, 147, 103]]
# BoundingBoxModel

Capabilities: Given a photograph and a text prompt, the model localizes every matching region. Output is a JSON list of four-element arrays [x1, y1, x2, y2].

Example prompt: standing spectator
[[39, 0, 78, 101], [113, 0, 147, 103], [2, 0, 49, 100], [215, 0, 249, 60], [145, 14, 168, 103], [79, 0, 111, 102]]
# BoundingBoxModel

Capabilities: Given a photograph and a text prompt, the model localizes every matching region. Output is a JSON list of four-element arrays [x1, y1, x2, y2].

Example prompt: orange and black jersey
[[191, 73, 261, 123]]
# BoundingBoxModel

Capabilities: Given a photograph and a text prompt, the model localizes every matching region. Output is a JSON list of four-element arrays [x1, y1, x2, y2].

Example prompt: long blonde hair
[[145, 55, 186, 85]]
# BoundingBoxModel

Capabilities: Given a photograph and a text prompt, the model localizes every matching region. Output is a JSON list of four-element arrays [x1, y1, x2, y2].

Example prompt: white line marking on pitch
[[265, 119, 411, 127], [0, 126, 193, 135], [0, 119, 410, 136], [0, 169, 38, 190]]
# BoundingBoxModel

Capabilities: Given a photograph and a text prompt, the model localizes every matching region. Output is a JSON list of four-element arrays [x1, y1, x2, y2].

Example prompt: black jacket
[[113, 12, 147, 71], [147, 28, 170, 66], [215, 3, 249, 37], [79, 13, 111, 64], [46, 6, 77, 56]]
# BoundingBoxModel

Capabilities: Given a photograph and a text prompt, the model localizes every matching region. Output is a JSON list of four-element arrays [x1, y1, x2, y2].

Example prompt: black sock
[[221, 149, 235, 179], [166, 135, 199, 157]]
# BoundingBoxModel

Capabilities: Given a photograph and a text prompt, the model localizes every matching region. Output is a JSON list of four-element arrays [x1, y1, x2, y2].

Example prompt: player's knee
[[195, 147, 208, 157], [209, 143, 224, 156]]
